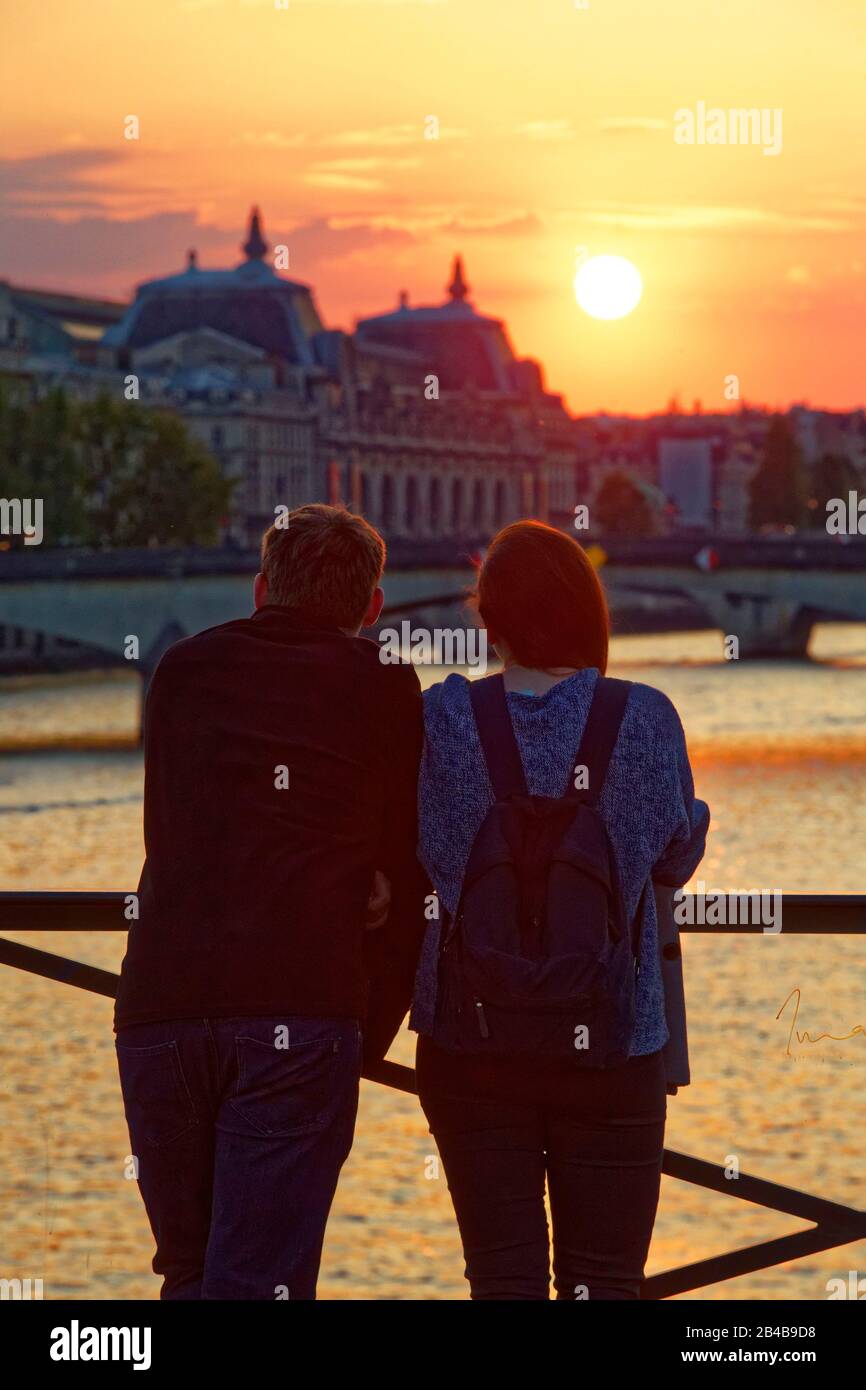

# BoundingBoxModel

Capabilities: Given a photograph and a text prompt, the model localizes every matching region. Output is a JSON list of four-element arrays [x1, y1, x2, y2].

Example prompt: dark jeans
[[116, 1015, 361, 1300], [417, 1037, 667, 1300]]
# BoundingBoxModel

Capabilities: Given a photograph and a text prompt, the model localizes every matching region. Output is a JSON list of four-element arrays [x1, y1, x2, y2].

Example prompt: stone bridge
[[1, 537, 865, 678]]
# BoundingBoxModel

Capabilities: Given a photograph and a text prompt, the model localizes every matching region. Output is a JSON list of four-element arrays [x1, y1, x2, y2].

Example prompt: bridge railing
[[2, 534, 866, 583], [0, 891, 864, 1299]]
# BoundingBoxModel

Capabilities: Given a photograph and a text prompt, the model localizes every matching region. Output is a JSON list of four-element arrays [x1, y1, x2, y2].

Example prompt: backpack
[[432, 672, 641, 1067]]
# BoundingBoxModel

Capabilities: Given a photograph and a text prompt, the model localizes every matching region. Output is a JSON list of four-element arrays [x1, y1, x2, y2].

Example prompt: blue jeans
[[116, 1015, 362, 1299]]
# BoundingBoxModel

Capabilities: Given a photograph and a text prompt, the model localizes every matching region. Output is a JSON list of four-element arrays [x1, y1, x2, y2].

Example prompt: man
[[114, 504, 425, 1300]]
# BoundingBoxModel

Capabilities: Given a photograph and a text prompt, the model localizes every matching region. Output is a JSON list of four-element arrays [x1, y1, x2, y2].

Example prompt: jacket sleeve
[[652, 704, 710, 888], [362, 663, 429, 1065], [654, 883, 691, 1092], [649, 698, 706, 1093]]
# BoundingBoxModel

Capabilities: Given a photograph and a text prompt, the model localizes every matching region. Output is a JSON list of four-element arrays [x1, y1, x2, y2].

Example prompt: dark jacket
[[114, 605, 426, 1060]]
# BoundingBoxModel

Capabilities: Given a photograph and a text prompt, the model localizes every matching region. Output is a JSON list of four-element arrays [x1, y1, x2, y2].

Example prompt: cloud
[[579, 201, 851, 233], [515, 120, 574, 142], [311, 156, 420, 172], [327, 123, 466, 147], [441, 213, 543, 237], [0, 148, 124, 201], [182, 0, 446, 7], [249, 0, 446, 5], [0, 148, 171, 217], [283, 216, 415, 268], [514, 116, 669, 143], [0, 204, 416, 296], [303, 154, 422, 190], [0, 210, 227, 291], [229, 131, 308, 149], [305, 172, 384, 191], [811, 195, 866, 215], [597, 117, 669, 134]]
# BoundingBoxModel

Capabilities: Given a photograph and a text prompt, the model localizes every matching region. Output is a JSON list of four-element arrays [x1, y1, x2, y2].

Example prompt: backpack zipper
[[474, 999, 490, 1038]]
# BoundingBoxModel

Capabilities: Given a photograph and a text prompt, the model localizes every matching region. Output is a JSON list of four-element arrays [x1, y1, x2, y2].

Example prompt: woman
[[410, 520, 709, 1300]]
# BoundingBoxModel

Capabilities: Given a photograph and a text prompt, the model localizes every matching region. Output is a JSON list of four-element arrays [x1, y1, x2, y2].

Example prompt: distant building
[[0, 280, 125, 383], [789, 404, 866, 475], [6, 216, 864, 546], [92, 210, 578, 544], [716, 443, 758, 536], [658, 436, 714, 529]]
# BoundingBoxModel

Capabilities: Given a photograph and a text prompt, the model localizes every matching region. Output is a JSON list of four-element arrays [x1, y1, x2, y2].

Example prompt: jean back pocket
[[230, 1034, 340, 1136], [116, 1039, 197, 1148]]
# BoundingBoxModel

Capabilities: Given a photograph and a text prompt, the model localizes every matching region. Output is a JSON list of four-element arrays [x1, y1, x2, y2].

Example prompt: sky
[[2, 0, 865, 415]]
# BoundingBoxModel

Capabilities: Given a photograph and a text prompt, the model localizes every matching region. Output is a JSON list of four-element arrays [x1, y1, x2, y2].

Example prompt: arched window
[[451, 477, 463, 532], [494, 479, 506, 525], [429, 476, 442, 533], [381, 474, 394, 529], [471, 478, 485, 530], [405, 475, 419, 532]]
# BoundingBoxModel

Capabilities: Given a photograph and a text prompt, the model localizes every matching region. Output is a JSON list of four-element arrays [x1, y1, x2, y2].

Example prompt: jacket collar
[[250, 604, 348, 635]]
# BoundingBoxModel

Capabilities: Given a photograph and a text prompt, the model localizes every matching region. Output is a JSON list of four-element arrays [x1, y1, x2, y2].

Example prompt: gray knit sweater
[[409, 668, 709, 1055]]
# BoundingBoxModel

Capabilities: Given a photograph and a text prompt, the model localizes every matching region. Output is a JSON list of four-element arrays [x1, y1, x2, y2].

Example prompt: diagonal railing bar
[[0, 935, 120, 998], [643, 1149, 866, 1299], [642, 1226, 864, 1301], [1, 892, 865, 1298], [663, 1148, 866, 1228], [0, 934, 416, 1094]]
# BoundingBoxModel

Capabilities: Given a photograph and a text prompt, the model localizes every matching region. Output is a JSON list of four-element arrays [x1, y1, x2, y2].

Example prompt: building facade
[[94, 210, 578, 544], [6, 210, 863, 546]]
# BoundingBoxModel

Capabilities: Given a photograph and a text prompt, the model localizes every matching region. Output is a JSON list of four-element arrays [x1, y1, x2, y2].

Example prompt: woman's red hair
[[476, 520, 609, 673]]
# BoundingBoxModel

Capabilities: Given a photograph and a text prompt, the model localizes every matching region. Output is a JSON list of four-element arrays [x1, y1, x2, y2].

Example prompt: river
[[1, 625, 864, 1299]]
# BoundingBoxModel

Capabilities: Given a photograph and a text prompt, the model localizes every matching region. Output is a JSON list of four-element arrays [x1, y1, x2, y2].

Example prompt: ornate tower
[[447, 255, 470, 303], [242, 206, 268, 262]]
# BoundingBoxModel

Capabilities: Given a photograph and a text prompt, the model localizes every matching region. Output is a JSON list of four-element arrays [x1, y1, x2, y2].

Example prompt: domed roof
[[355, 256, 520, 392], [103, 209, 326, 366]]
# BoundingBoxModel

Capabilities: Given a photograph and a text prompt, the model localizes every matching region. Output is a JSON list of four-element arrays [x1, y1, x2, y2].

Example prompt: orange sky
[[2, 0, 865, 414]]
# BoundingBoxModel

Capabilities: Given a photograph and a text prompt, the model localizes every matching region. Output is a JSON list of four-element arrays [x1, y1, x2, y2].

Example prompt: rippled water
[[1, 626, 864, 1300]]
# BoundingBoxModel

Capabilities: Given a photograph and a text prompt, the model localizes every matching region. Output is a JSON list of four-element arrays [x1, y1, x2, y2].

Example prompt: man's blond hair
[[260, 504, 385, 628]]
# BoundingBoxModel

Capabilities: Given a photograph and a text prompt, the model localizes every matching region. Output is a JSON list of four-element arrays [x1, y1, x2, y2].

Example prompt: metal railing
[[1, 891, 865, 1299]]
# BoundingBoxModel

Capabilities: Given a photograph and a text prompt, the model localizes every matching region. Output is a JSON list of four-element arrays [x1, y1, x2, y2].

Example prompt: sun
[[574, 255, 643, 320]]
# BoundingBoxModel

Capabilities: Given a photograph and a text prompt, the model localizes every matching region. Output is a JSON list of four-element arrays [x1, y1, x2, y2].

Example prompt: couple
[[114, 503, 708, 1301]]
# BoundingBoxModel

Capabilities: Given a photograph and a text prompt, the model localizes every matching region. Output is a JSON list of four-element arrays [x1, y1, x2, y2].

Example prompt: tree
[[806, 452, 861, 530], [0, 381, 88, 544], [594, 469, 656, 536], [25, 387, 89, 543], [749, 415, 807, 530], [0, 378, 233, 547], [102, 410, 233, 547], [0, 376, 31, 504]]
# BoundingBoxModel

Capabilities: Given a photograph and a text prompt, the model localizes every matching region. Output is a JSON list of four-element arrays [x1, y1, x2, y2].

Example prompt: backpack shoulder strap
[[570, 675, 631, 805], [469, 674, 528, 800]]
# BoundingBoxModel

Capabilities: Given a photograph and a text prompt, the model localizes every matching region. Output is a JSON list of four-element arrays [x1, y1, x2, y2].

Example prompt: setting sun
[[574, 255, 643, 321]]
